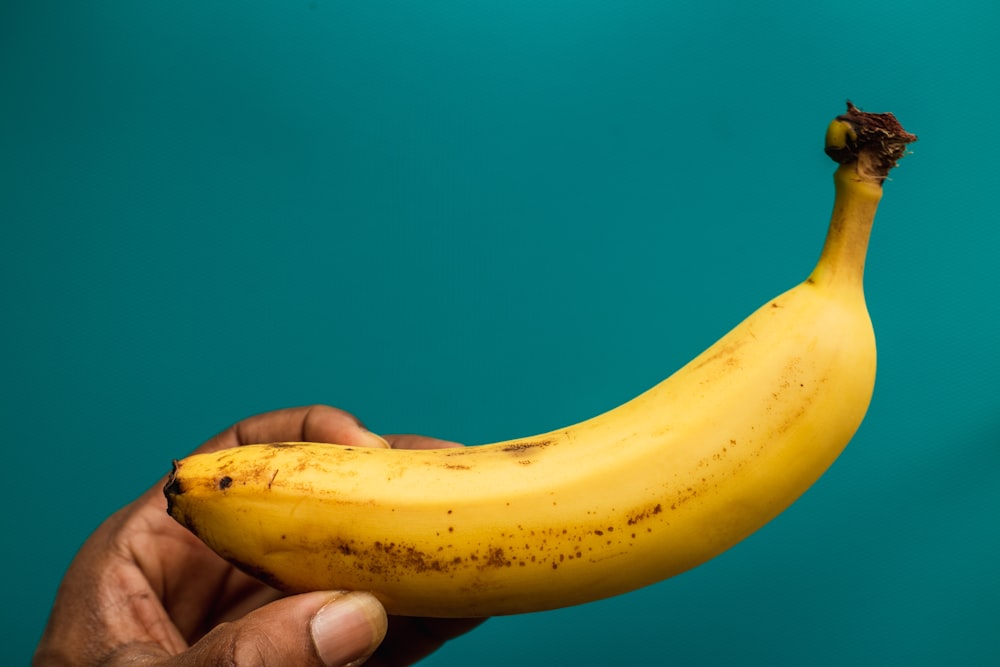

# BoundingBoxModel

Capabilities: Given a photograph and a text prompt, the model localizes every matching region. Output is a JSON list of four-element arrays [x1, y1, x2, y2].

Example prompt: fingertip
[[361, 431, 392, 449], [298, 406, 388, 450], [311, 591, 388, 667], [386, 434, 466, 451], [186, 590, 382, 666]]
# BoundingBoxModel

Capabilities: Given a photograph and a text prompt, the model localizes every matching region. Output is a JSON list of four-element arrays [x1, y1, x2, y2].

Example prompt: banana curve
[[166, 279, 874, 616]]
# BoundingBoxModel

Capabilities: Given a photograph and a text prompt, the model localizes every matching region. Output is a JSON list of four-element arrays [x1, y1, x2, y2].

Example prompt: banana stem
[[809, 167, 882, 289], [809, 102, 917, 290]]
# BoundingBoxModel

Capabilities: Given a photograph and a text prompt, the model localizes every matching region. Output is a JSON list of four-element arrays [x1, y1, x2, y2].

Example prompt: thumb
[[185, 591, 387, 667]]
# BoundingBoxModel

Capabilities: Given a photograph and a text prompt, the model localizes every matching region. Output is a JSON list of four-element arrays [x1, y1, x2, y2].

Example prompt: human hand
[[34, 405, 486, 666]]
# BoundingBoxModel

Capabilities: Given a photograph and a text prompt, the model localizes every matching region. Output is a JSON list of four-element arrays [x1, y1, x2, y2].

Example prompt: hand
[[34, 405, 486, 666]]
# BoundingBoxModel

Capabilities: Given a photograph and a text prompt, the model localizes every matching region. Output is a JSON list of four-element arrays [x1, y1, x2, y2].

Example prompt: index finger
[[196, 405, 389, 455], [384, 434, 466, 451]]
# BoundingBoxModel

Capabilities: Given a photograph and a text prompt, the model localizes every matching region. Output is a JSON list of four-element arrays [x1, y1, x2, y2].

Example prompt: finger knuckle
[[203, 622, 280, 667]]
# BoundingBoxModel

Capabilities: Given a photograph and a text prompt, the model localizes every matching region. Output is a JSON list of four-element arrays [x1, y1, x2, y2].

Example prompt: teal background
[[3, 1, 998, 664]]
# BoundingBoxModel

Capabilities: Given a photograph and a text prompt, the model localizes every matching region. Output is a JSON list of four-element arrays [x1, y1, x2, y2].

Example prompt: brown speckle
[[501, 439, 554, 454], [485, 547, 510, 568], [626, 503, 663, 526], [218, 476, 233, 490]]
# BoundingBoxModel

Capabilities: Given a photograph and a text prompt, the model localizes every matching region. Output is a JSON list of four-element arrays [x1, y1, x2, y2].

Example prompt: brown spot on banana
[[500, 439, 555, 455], [626, 503, 663, 526]]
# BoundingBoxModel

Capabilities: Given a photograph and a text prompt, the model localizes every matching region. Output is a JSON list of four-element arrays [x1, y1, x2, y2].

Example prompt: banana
[[164, 103, 915, 618]]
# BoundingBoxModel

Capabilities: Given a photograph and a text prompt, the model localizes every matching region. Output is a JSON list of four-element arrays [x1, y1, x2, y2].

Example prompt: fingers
[[197, 405, 389, 455], [196, 406, 468, 457], [383, 434, 466, 451], [179, 591, 387, 667]]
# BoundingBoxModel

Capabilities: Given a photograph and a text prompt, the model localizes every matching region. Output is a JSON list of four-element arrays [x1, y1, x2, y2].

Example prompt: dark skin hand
[[34, 405, 486, 666]]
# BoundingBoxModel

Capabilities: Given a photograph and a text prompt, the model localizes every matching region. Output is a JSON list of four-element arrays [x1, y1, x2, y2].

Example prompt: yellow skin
[[166, 115, 899, 618]]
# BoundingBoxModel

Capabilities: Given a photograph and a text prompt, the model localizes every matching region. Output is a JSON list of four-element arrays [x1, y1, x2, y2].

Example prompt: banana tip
[[164, 460, 183, 514]]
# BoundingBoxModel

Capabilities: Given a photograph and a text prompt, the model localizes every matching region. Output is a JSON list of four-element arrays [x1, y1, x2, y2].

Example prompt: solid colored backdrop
[[2, 1, 997, 664]]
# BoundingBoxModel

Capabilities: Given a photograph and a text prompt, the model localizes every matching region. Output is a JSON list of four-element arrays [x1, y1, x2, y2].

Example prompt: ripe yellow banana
[[165, 103, 916, 618]]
